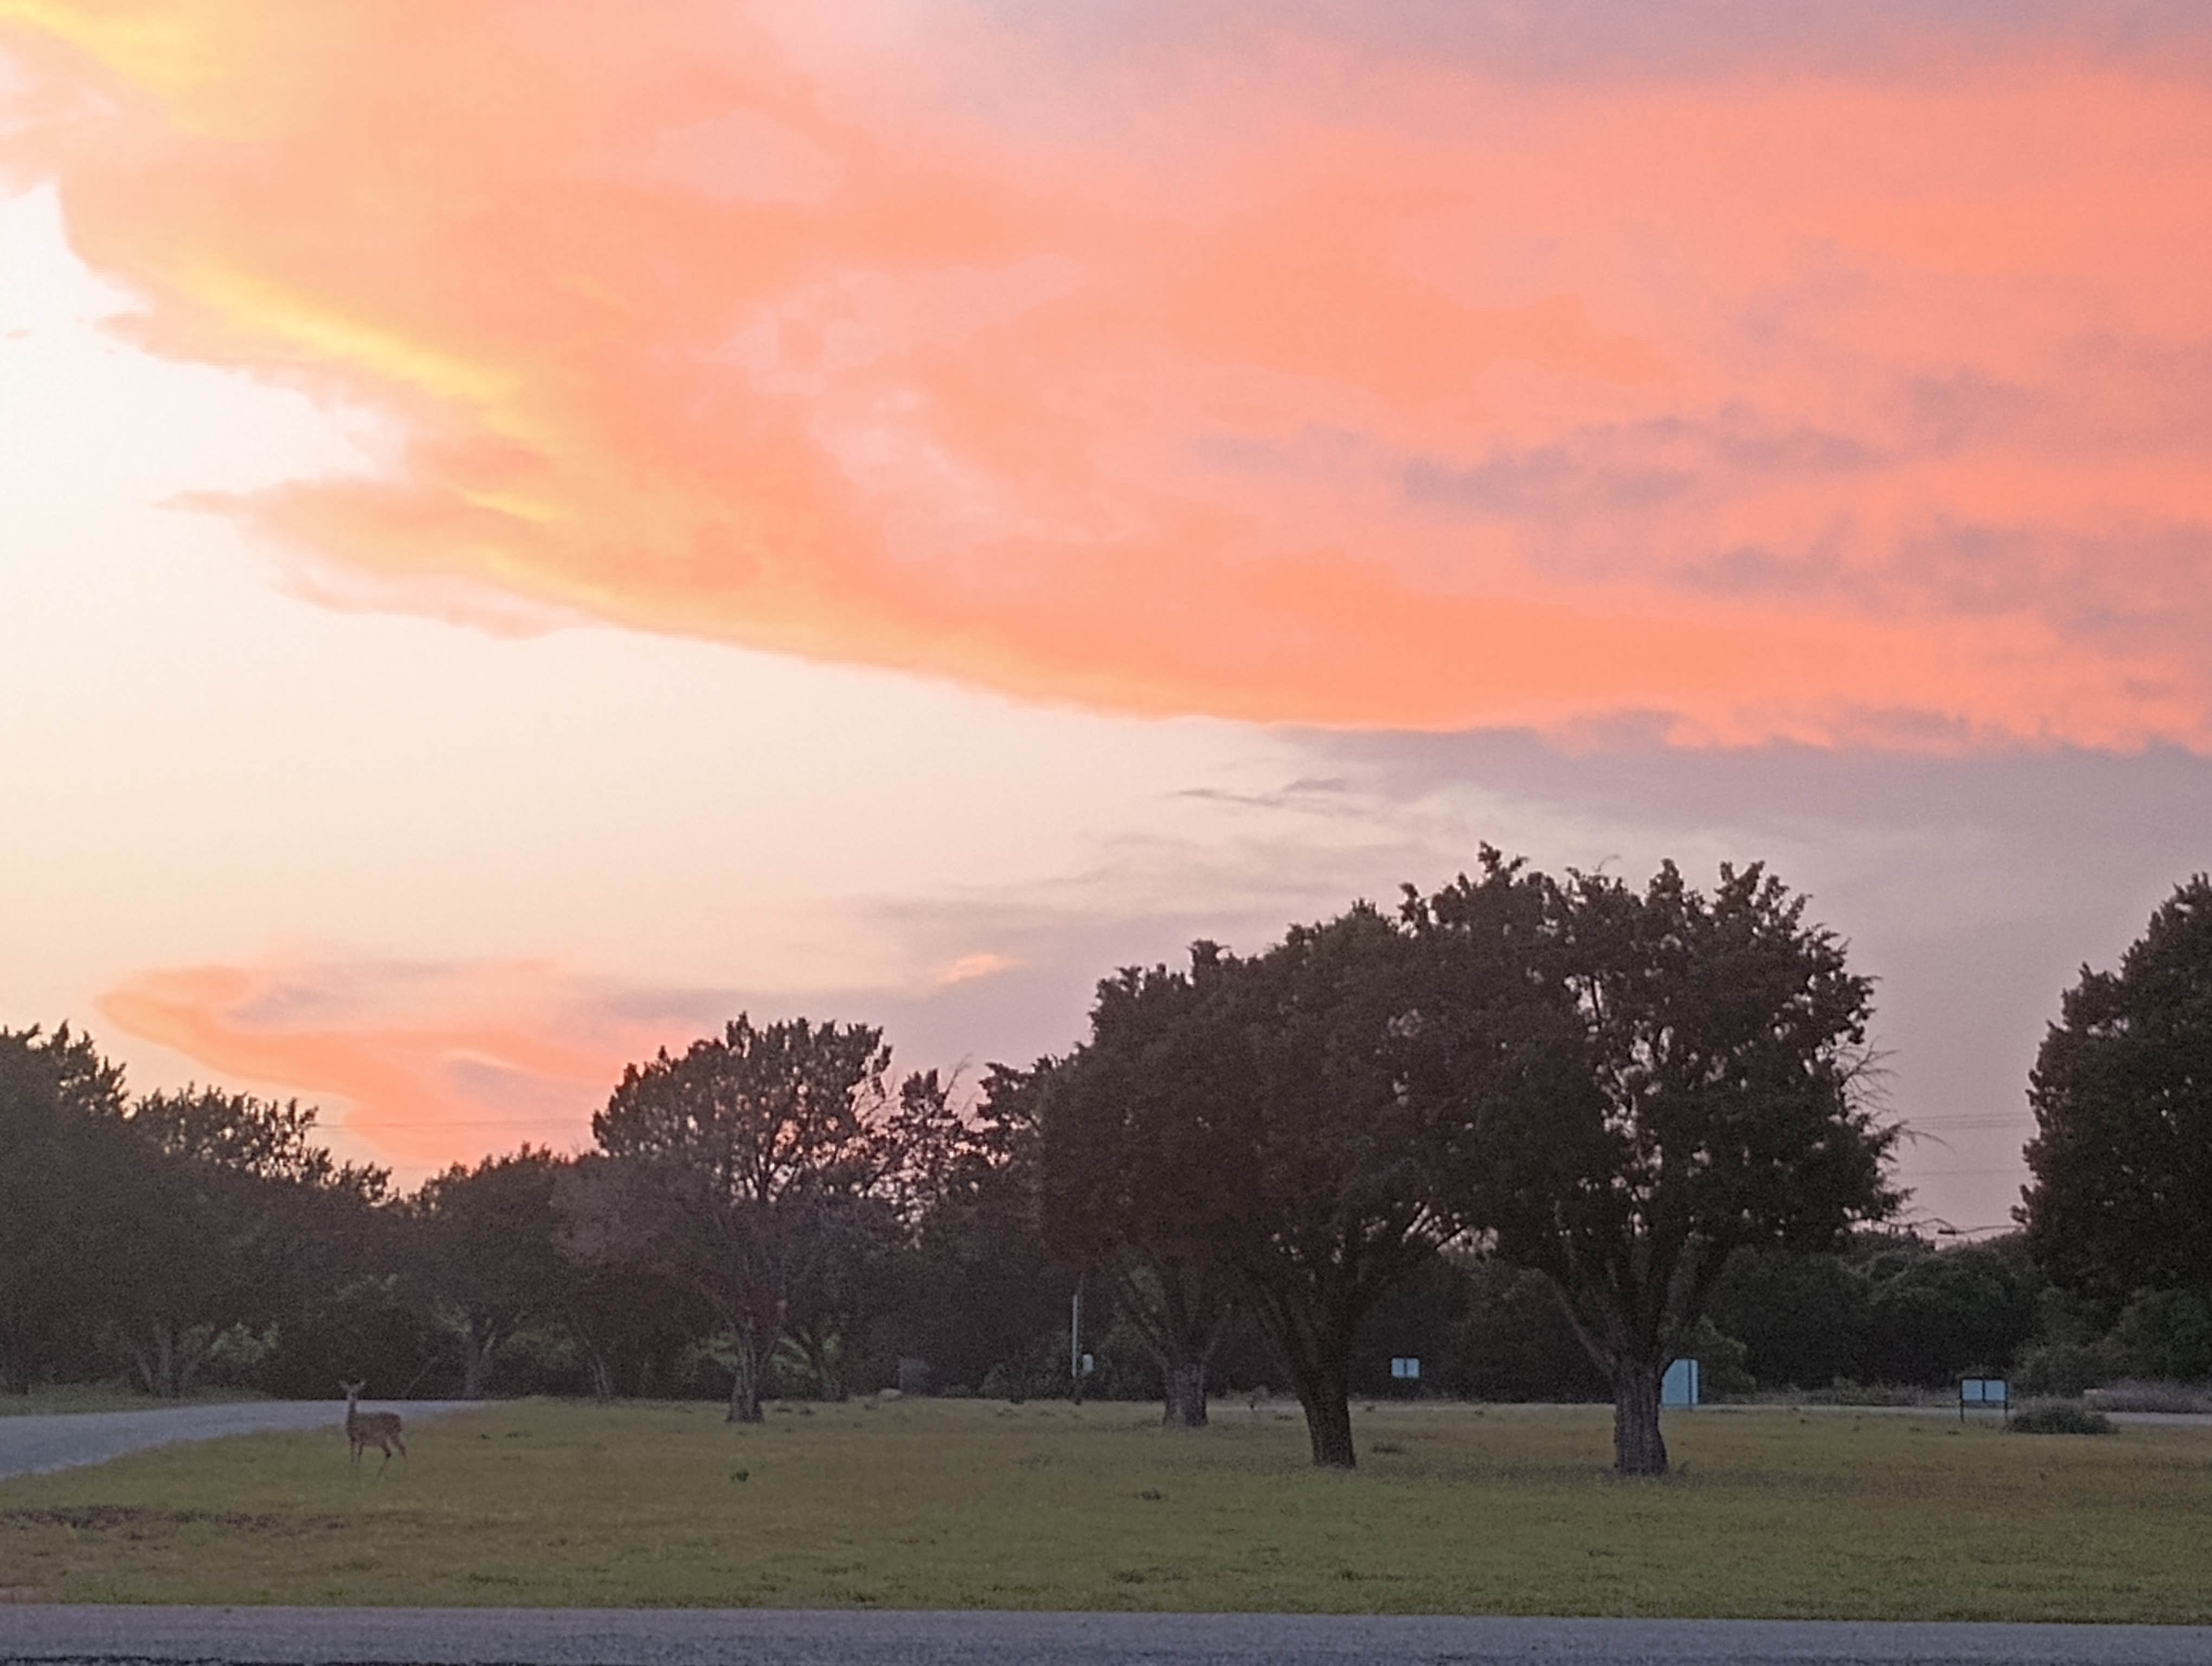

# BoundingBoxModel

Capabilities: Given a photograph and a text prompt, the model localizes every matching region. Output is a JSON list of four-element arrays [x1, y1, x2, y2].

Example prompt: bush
[[2012, 1337, 2119, 1398], [1427, 1260, 1607, 1402], [1857, 1239, 2040, 1387], [2107, 1288, 2212, 1382], [488, 1324, 589, 1396], [201, 1323, 281, 1389], [1708, 1246, 1869, 1389], [1681, 1316, 1753, 1400], [2008, 1398, 2113, 1435]]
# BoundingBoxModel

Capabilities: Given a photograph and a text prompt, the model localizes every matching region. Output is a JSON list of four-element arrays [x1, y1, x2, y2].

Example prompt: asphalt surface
[[0, 1401, 480, 1480], [3, 1611, 2211, 1665]]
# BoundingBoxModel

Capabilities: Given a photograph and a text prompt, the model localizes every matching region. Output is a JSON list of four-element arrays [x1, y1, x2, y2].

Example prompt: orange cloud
[[98, 959, 710, 1170], [930, 952, 1017, 990], [5, 2, 2210, 745]]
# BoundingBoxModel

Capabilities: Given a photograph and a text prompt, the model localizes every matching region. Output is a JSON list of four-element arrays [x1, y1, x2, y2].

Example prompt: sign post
[[1959, 1377, 2010, 1424]]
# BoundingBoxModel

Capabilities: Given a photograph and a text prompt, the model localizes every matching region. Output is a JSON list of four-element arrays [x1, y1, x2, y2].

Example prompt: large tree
[[112, 1086, 390, 1398], [2022, 875, 2212, 1306], [1040, 954, 1249, 1428], [1414, 859, 1895, 1475], [1201, 909, 1459, 1467], [899, 1062, 1071, 1397], [0, 1027, 131, 1391], [413, 1147, 569, 1399], [778, 1190, 905, 1400], [553, 1155, 715, 1401], [591, 1015, 937, 1421]]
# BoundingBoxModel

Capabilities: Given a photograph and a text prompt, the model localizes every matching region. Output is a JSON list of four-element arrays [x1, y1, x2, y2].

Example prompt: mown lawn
[[2, 1399, 2207, 1618]]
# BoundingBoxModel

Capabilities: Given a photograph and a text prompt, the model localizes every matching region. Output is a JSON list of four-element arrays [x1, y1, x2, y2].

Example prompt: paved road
[[0, 1401, 479, 1480], [2, 1610, 2210, 1665]]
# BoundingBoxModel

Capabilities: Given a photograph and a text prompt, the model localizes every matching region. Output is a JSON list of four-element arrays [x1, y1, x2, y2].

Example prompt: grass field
[[2, 1398, 2208, 1618]]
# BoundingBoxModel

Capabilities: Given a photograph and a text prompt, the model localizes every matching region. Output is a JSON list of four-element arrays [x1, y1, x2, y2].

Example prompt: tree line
[[3, 859, 2206, 1478]]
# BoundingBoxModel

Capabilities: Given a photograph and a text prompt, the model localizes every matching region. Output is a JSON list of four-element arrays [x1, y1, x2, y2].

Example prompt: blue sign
[[1661, 1358, 1701, 1407]]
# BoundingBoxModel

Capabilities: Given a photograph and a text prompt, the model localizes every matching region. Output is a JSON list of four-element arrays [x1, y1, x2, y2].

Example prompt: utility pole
[[1070, 1277, 1085, 1405]]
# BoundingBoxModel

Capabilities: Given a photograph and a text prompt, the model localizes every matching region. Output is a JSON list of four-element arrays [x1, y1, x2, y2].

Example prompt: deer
[[341, 1381, 406, 1476]]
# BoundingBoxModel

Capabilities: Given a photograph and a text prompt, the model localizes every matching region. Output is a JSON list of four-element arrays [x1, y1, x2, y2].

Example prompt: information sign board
[[1662, 1357, 1701, 1407]]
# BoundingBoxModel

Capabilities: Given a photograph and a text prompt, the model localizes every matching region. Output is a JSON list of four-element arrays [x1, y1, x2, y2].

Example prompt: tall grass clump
[[2008, 1398, 2114, 1435]]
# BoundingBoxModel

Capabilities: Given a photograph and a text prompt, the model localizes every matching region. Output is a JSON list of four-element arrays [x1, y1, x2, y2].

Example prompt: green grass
[[2, 1399, 2209, 1618]]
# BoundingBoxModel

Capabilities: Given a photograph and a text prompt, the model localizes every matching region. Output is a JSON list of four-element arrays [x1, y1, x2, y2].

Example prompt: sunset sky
[[4, 2, 2209, 1229]]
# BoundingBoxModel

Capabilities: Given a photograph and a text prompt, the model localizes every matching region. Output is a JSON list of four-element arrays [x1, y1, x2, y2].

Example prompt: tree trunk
[[1163, 1361, 1208, 1428], [1298, 1374, 1356, 1467], [569, 1317, 616, 1402], [1248, 1298, 1357, 1466], [1612, 1355, 1668, 1476], [1274, 1337, 1355, 1466], [171, 1325, 214, 1398], [132, 1324, 177, 1399], [799, 1334, 847, 1402], [726, 1332, 764, 1423], [460, 1325, 499, 1400]]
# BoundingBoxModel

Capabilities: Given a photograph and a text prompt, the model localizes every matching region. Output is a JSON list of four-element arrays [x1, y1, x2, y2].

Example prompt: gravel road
[[3, 1610, 2210, 1665], [0, 1401, 479, 1480]]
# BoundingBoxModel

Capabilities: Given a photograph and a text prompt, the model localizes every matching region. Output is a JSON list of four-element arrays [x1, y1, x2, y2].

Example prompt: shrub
[[2007, 1398, 2113, 1435], [2107, 1288, 2212, 1382], [201, 1323, 281, 1389], [2012, 1337, 2118, 1398], [1681, 1316, 1754, 1400]]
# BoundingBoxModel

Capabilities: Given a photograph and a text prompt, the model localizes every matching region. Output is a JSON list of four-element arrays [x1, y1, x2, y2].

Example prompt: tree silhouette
[[1415, 858, 1894, 1475], [2023, 875, 2212, 1308]]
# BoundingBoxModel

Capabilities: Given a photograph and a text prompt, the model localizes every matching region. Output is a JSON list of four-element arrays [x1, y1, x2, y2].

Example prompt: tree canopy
[[0, 853, 1918, 1477], [1040, 950, 1251, 1427], [589, 1015, 948, 1420], [2023, 875, 2212, 1306], [1410, 858, 1896, 1474]]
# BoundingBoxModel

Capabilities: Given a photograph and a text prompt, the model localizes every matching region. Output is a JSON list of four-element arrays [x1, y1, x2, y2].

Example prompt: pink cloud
[[98, 958, 712, 1169], [4, 2, 2208, 745]]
